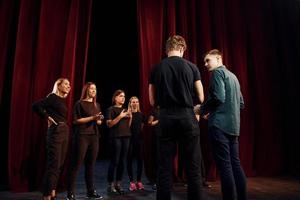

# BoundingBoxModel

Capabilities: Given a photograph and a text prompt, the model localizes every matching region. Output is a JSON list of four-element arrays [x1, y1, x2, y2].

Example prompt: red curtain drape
[[137, 0, 288, 181], [0, 0, 93, 192]]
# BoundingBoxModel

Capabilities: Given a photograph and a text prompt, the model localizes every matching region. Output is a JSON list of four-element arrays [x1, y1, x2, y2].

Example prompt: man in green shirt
[[200, 49, 247, 200]]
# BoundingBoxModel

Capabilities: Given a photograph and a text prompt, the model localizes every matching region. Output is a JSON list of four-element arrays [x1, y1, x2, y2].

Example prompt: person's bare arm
[[194, 80, 204, 103], [149, 84, 156, 106]]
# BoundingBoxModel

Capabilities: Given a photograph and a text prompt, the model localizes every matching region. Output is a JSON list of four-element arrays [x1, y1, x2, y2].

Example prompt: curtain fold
[[137, 0, 296, 181], [2, 0, 93, 192]]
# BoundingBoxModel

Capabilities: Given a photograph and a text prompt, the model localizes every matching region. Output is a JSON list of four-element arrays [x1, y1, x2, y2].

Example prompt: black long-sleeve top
[[32, 93, 68, 123]]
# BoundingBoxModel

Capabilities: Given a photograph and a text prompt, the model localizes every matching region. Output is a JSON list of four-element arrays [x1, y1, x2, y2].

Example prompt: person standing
[[127, 96, 146, 191], [66, 82, 103, 200], [147, 106, 160, 190], [194, 104, 212, 189], [200, 49, 247, 200], [106, 89, 132, 195], [32, 78, 71, 200], [149, 35, 204, 200]]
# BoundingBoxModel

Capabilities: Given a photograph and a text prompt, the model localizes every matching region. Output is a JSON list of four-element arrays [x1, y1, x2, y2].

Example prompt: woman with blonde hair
[[127, 96, 146, 191], [32, 78, 71, 200]]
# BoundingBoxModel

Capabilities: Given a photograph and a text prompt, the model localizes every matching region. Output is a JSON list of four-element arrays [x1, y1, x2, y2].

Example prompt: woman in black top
[[106, 89, 132, 194], [32, 78, 71, 200], [66, 82, 103, 200], [127, 96, 146, 191]]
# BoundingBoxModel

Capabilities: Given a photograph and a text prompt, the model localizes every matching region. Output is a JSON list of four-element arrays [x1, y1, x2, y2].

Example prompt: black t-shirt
[[32, 93, 67, 123], [73, 100, 101, 135], [149, 56, 201, 109], [106, 106, 131, 138], [130, 112, 146, 139]]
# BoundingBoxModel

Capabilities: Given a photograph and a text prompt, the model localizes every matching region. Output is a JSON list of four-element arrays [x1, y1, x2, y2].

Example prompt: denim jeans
[[209, 126, 247, 200]]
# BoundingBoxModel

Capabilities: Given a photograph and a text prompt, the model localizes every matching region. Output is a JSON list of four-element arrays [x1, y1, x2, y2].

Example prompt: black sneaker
[[107, 184, 117, 194], [66, 191, 76, 200], [87, 190, 103, 199], [115, 184, 125, 195], [152, 183, 157, 191], [203, 181, 212, 188]]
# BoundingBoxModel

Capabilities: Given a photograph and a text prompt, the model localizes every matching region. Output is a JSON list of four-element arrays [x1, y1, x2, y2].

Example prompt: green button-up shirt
[[200, 66, 244, 136]]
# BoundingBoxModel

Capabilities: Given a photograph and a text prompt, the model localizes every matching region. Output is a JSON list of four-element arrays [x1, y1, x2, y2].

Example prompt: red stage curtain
[[0, 0, 93, 192], [137, 0, 294, 182]]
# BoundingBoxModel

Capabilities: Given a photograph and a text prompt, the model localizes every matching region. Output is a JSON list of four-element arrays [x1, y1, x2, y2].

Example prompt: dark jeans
[[157, 108, 203, 200], [127, 138, 143, 182], [153, 134, 160, 182], [44, 122, 69, 196], [209, 126, 247, 200], [68, 134, 99, 193], [107, 137, 130, 183], [178, 141, 207, 182]]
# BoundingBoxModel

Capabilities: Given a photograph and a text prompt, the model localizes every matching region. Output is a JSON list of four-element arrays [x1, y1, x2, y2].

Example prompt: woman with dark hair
[[32, 78, 71, 200], [66, 82, 103, 200], [106, 89, 132, 195]]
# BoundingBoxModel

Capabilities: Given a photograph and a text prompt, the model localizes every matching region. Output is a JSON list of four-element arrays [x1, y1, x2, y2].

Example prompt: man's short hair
[[205, 49, 223, 57], [166, 35, 187, 53]]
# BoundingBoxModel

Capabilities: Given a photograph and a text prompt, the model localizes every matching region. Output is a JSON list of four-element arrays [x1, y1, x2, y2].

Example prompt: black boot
[[87, 190, 103, 199], [65, 191, 76, 200], [115, 183, 125, 195], [107, 183, 117, 195]]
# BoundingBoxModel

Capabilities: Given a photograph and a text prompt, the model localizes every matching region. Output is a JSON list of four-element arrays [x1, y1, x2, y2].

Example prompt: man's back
[[148, 35, 204, 200], [150, 56, 200, 109]]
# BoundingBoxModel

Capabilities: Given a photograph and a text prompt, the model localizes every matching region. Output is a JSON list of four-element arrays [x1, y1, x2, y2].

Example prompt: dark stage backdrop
[[85, 0, 140, 159], [1, 0, 300, 193]]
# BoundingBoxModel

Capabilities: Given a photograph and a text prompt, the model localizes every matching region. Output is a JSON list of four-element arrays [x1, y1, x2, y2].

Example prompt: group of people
[[149, 35, 247, 200], [33, 83, 146, 200], [33, 34, 247, 200]]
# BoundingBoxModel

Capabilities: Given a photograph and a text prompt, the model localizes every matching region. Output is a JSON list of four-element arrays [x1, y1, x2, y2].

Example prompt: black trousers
[[44, 122, 69, 196], [178, 141, 207, 182], [157, 108, 203, 200], [67, 134, 99, 193], [127, 137, 143, 182], [107, 137, 130, 183]]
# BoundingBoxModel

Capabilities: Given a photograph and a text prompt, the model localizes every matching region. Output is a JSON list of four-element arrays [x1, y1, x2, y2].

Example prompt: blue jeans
[[209, 126, 247, 200]]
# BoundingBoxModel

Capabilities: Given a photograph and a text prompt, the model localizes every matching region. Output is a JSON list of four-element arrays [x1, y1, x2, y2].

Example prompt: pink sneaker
[[129, 182, 137, 191], [136, 181, 144, 190]]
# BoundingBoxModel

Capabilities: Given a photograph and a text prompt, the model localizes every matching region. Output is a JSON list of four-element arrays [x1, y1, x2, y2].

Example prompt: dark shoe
[[152, 183, 157, 191], [66, 191, 76, 200], [203, 181, 212, 188], [115, 184, 124, 195], [107, 184, 117, 194], [87, 190, 103, 199]]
